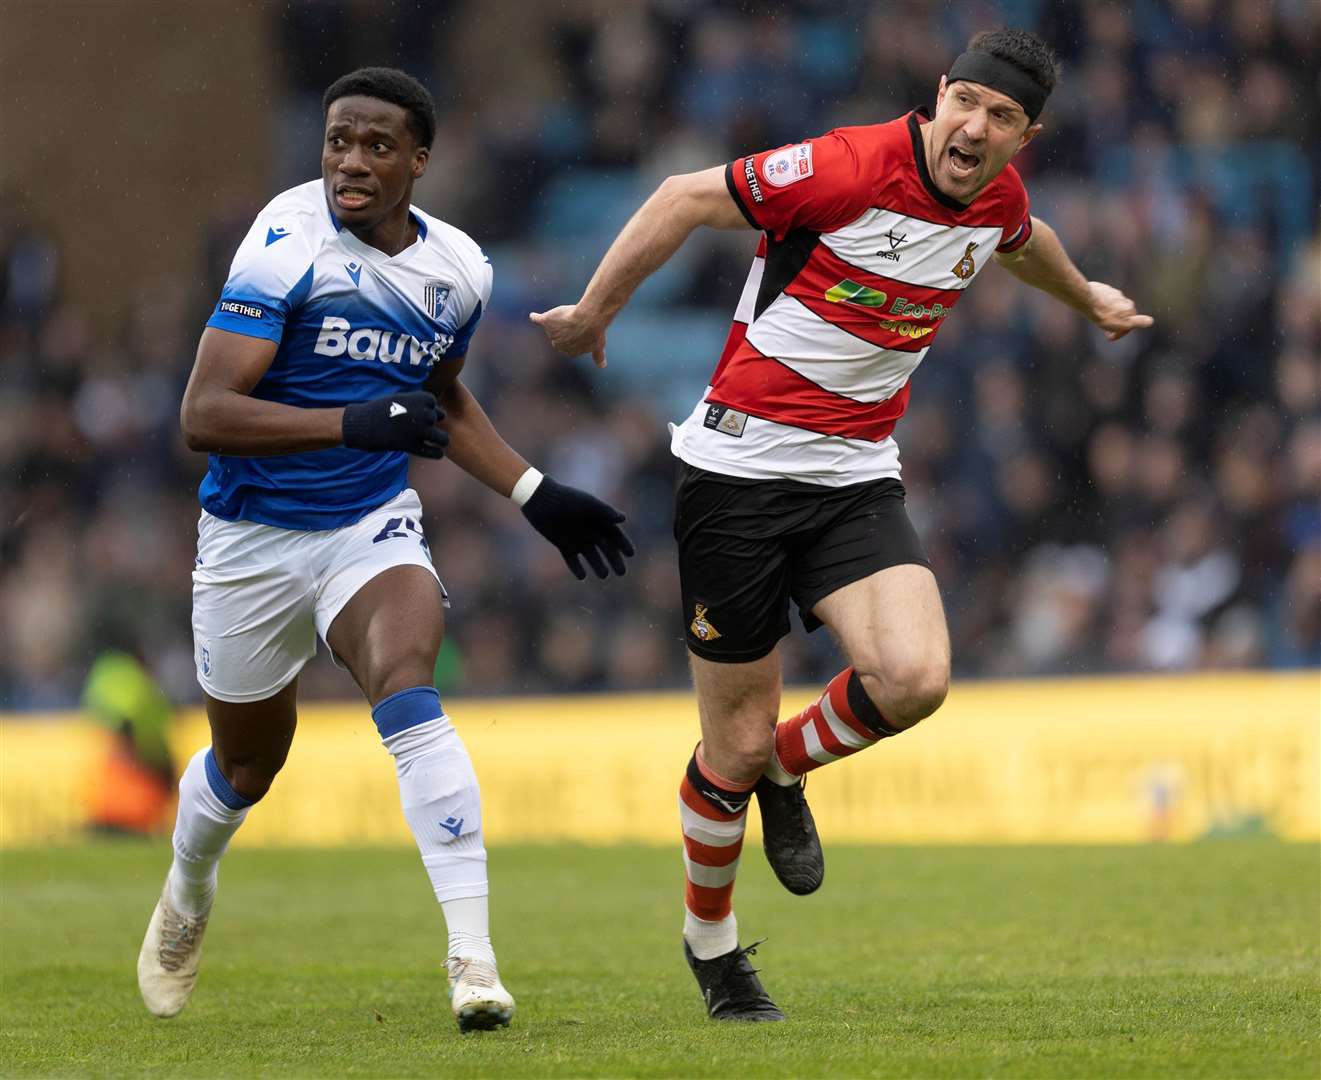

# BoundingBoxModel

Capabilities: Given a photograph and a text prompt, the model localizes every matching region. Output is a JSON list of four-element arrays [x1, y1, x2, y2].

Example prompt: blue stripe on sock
[[204, 747, 256, 810], [372, 686, 443, 739]]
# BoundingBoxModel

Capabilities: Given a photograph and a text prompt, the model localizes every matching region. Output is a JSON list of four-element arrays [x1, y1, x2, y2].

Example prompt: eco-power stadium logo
[[823, 280, 952, 340]]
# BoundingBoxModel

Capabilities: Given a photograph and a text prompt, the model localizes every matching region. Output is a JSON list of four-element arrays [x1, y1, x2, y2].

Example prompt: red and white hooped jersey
[[670, 110, 1032, 485]]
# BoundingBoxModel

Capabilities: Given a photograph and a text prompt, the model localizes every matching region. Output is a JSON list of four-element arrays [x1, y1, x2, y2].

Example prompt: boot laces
[[448, 957, 500, 990], [717, 939, 773, 1008], [158, 902, 207, 972]]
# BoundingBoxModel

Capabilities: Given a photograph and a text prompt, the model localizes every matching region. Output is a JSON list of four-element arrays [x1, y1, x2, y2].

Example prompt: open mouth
[[335, 184, 374, 210], [947, 145, 981, 178]]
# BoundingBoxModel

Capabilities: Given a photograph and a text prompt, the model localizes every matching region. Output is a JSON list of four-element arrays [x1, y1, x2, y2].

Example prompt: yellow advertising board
[[3, 672, 1317, 846]]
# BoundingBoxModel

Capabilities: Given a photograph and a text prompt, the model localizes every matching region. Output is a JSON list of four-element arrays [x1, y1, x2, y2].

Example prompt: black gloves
[[342, 391, 449, 459], [522, 476, 636, 580]]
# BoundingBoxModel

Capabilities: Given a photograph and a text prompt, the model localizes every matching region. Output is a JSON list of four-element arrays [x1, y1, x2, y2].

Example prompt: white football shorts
[[191, 488, 445, 703]]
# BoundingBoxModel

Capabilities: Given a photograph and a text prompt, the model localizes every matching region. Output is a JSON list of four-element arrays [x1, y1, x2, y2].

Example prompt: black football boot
[[683, 939, 785, 1021], [754, 775, 824, 895]]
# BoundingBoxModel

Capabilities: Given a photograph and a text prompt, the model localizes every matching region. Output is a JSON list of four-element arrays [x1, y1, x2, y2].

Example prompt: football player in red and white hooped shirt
[[533, 28, 1153, 1021]]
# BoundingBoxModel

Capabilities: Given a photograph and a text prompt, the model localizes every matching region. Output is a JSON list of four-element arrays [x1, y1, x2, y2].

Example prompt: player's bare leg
[[139, 682, 298, 1018], [754, 562, 947, 883], [756, 565, 949, 899], [677, 650, 784, 1020], [812, 564, 951, 732], [689, 650, 781, 786], [328, 565, 512, 1033], [765, 564, 948, 792]]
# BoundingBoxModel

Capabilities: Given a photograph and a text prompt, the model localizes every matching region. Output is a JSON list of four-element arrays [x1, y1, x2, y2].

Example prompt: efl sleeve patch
[[762, 144, 814, 188], [728, 131, 872, 239]]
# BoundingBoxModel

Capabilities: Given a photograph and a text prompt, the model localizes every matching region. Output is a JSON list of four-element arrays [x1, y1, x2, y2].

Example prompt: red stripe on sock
[[683, 835, 744, 868], [812, 706, 856, 758], [826, 668, 878, 740], [686, 880, 734, 921], [773, 709, 817, 775], [679, 776, 743, 822]]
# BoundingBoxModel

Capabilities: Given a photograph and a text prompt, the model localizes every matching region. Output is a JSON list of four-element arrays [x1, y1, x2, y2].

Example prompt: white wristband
[[509, 466, 544, 507]]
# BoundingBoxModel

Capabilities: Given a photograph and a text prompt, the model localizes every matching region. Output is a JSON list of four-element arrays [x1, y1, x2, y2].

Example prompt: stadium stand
[[1, 0, 1317, 707]]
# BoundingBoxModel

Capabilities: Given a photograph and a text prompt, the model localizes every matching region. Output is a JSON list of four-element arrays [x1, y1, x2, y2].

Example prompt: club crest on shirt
[[424, 279, 453, 320], [703, 404, 747, 437], [951, 242, 979, 281], [762, 143, 813, 188], [690, 604, 722, 641]]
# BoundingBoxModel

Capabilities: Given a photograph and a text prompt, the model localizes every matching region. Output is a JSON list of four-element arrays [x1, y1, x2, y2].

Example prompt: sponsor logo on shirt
[[313, 316, 454, 366], [824, 280, 889, 308], [889, 296, 951, 321], [762, 143, 813, 188], [876, 317, 934, 340], [218, 300, 265, 320], [823, 282, 948, 338]]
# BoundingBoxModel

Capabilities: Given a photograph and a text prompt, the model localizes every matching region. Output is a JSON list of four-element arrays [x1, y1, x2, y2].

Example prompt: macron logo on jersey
[[314, 317, 454, 366], [265, 225, 290, 246]]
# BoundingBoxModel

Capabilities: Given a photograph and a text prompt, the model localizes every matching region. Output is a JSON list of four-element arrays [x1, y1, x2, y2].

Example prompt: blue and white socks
[[374, 687, 496, 967], [166, 688, 495, 967], [168, 747, 253, 917]]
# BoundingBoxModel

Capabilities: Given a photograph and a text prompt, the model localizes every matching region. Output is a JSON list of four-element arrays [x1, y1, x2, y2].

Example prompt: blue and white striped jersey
[[201, 180, 491, 530]]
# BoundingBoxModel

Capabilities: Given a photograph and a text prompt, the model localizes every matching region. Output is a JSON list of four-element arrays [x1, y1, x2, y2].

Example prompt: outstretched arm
[[529, 165, 750, 366], [995, 216, 1153, 341]]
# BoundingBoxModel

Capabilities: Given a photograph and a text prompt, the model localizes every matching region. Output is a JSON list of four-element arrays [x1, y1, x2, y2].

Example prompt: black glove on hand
[[521, 476, 636, 580], [342, 391, 449, 459]]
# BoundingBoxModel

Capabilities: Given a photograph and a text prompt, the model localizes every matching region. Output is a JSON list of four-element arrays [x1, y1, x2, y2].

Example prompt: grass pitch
[[2, 840, 1317, 1077]]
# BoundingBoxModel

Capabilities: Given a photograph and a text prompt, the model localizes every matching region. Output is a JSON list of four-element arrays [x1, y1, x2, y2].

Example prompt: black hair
[[322, 67, 436, 149], [967, 28, 1060, 97]]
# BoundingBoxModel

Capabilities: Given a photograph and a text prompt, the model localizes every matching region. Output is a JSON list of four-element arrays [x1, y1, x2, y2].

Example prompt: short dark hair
[[323, 67, 436, 149], [967, 28, 1060, 97]]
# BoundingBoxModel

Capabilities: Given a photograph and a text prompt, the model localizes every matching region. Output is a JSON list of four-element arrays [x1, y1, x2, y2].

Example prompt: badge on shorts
[[703, 404, 747, 438], [690, 604, 722, 642]]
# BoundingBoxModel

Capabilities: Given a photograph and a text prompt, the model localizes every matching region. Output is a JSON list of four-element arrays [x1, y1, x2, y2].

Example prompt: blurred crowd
[[2, 0, 1318, 709]]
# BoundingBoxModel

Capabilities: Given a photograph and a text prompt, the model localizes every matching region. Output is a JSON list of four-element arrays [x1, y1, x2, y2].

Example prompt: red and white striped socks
[[765, 667, 900, 784], [678, 748, 754, 960]]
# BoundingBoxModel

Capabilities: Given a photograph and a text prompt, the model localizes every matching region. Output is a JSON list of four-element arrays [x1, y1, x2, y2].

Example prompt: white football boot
[[446, 956, 514, 1032], [137, 880, 211, 1018]]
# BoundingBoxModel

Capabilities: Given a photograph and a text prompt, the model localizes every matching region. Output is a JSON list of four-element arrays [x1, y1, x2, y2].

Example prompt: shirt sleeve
[[725, 129, 878, 240], [205, 213, 317, 343], [996, 168, 1033, 254], [443, 254, 493, 360]]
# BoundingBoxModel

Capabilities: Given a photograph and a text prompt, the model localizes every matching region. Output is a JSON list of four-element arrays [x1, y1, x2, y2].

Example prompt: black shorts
[[674, 463, 930, 663]]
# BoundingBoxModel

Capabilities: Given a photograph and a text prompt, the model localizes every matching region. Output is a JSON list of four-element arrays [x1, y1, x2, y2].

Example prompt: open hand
[[521, 475, 635, 579], [529, 305, 609, 368], [1087, 281, 1154, 341]]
